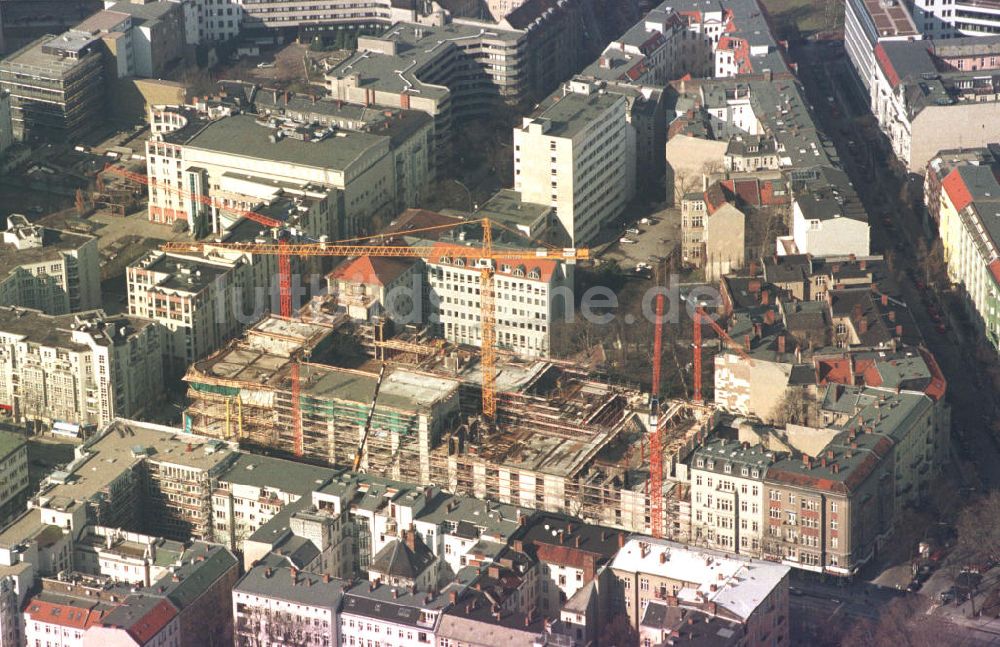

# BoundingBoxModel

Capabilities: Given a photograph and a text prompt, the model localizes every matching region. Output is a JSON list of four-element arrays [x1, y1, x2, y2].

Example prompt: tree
[[841, 597, 952, 647], [955, 491, 1000, 567], [598, 612, 637, 646], [772, 387, 821, 426]]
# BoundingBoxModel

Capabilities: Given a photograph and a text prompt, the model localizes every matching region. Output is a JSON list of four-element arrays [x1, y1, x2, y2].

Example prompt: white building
[[426, 243, 570, 358], [0, 308, 163, 430], [0, 432, 27, 523], [0, 215, 100, 315], [146, 109, 402, 238], [233, 564, 343, 647], [788, 169, 870, 257], [127, 248, 275, 375], [843, 0, 922, 92], [514, 80, 634, 245], [689, 438, 774, 558], [339, 580, 449, 647]]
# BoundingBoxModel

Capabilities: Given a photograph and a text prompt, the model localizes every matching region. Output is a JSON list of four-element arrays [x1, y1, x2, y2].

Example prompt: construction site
[[182, 312, 717, 537]]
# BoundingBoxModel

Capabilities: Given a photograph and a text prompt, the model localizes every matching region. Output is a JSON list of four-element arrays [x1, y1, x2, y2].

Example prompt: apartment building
[[29, 420, 238, 541], [0, 432, 27, 523], [680, 187, 748, 280], [253, 92, 436, 212], [127, 248, 276, 375], [326, 12, 585, 162], [925, 144, 1000, 228], [237, 0, 445, 36], [145, 108, 398, 238], [514, 80, 634, 245], [937, 160, 1000, 348], [690, 439, 773, 558], [0, 31, 106, 142], [789, 167, 870, 257], [0, 90, 12, 157], [871, 38, 1000, 171], [610, 537, 790, 644], [233, 564, 344, 647], [78, 1, 187, 79], [0, 308, 163, 431], [426, 243, 569, 358], [0, 215, 100, 315], [844, 0, 921, 92]]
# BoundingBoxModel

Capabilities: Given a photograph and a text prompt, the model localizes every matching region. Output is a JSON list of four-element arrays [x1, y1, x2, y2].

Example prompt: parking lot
[[599, 206, 681, 275]]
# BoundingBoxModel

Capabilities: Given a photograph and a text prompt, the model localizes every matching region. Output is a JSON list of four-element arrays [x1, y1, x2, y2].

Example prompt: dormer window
[[455, 259, 465, 267], [501, 264, 511, 273], [528, 269, 540, 280]]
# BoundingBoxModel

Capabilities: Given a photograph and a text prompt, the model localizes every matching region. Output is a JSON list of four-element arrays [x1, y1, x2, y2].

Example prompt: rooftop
[[611, 537, 789, 622], [0, 220, 95, 281], [36, 420, 237, 510], [132, 251, 237, 294], [219, 453, 334, 494], [524, 87, 623, 139], [1, 33, 103, 74], [183, 114, 389, 171], [235, 564, 346, 608]]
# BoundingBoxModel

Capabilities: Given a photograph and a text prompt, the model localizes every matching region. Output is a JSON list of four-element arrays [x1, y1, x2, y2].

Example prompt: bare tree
[[772, 388, 820, 426], [841, 597, 952, 647]]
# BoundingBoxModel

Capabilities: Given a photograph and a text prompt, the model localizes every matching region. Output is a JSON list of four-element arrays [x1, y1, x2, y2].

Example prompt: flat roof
[[37, 420, 236, 508], [527, 89, 622, 139], [1, 34, 102, 74], [184, 114, 388, 172], [220, 453, 334, 494], [477, 189, 551, 230], [0, 226, 94, 280]]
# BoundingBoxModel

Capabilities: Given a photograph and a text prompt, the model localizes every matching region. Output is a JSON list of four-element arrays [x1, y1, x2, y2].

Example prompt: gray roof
[[692, 438, 776, 478], [235, 564, 346, 609], [135, 252, 236, 294], [370, 536, 436, 579], [527, 89, 623, 139], [220, 453, 334, 494], [341, 580, 454, 625], [184, 114, 389, 171], [0, 226, 94, 281]]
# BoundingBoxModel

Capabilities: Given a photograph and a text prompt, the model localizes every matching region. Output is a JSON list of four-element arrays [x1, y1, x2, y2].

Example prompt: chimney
[[889, 310, 896, 322], [392, 588, 399, 599], [574, 536, 581, 548], [449, 590, 458, 604], [827, 449, 834, 459], [765, 310, 775, 325], [896, 324, 903, 336], [832, 463, 840, 474], [488, 565, 500, 579], [659, 552, 667, 564], [322, 574, 330, 583], [710, 583, 718, 592], [762, 290, 770, 305], [744, 334, 751, 350], [802, 455, 812, 469], [600, 530, 607, 542], [404, 529, 416, 552], [777, 335, 786, 354], [821, 457, 827, 468], [512, 539, 524, 553], [881, 293, 888, 306], [618, 533, 626, 549], [860, 260, 867, 270], [755, 322, 764, 337], [559, 531, 565, 544], [859, 319, 868, 334], [518, 515, 527, 526], [749, 279, 762, 293]]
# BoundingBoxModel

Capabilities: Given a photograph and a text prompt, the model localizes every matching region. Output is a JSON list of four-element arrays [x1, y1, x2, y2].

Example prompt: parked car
[[625, 227, 640, 236], [940, 588, 956, 604], [256, 61, 276, 68], [619, 237, 637, 244]]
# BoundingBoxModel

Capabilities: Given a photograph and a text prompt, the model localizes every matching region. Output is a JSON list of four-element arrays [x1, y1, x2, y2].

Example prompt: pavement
[[598, 206, 682, 271], [787, 37, 1000, 646]]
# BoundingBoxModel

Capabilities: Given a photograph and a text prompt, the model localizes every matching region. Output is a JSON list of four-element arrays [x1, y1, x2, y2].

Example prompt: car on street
[[257, 61, 276, 68], [619, 237, 637, 244]]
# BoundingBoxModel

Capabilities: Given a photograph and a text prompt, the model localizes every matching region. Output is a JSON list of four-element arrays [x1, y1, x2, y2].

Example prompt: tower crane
[[692, 307, 755, 403], [108, 165, 589, 459], [353, 362, 387, 471], [648, 293, 666, 539], [161, 219, 589, 452]]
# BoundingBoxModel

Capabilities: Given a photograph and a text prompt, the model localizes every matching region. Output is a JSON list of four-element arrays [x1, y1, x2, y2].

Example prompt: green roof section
[[0, 430, 26, 461]]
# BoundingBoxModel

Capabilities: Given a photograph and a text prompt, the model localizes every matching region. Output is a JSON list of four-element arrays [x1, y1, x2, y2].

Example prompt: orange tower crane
[[648, 293, 666, 539], [162, 219, 589, 428], [692, 307, 755, 402]]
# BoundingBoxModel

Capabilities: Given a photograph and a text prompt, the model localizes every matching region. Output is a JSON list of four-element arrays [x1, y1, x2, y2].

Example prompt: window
[[770, 490, 781, 501]]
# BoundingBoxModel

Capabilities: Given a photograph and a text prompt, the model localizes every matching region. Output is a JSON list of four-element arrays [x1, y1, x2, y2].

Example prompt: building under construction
[[182, 315, 717, 535]]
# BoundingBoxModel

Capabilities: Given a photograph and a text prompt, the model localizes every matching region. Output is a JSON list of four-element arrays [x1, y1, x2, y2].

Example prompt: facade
[[0, 32, 106, 142], [146, 109, 395, 237], [0, 90, 11, 156], [843, 0, 921, 92], [513, 80, 634, 244], [127, 248, 275, 375], [87, 1, 187, 78], [789, 169, 870, 257], [328, 256, 421, 323], [0, 308, 163, 431], [238, 0, 445, 35], [426, 243, 570, 358], [610, 537, 790, 644], [938, 161, 1000, 348], [690, 439, 772, 558], [871, 39, 1000, 172], [233, 565, 344, 647], [0, 432, 27, 523], [0, 215, 101, 315]]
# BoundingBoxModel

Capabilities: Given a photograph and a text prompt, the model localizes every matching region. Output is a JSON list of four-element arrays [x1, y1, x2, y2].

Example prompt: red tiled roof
[[25, 599, 108, 629], [536, 543, 599, 571], [328, 256, 415, 287], [918, 346, 947, 401], [126, 599, 177, 644], [874, 43, 900, 88], [383, 208, 464, 240], [942, 168, 974, 211], [731, 178, 762, 206], [815, 358, 852, 385]]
